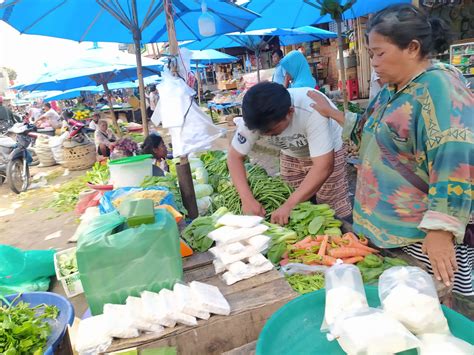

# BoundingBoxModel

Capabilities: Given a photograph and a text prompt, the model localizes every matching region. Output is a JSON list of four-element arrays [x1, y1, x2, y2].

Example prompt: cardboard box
[[218, 82, 237, 90]]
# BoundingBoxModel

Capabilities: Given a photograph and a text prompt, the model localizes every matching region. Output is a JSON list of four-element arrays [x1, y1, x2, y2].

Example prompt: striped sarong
[[280, 146, 352, 219], [402, 242, 474, 296]]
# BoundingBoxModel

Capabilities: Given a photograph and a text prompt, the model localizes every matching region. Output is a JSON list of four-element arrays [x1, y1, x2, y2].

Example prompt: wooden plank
[[182, 251, 213, 271], [222, 341, 256, 355], [107, 276, 296, 352]]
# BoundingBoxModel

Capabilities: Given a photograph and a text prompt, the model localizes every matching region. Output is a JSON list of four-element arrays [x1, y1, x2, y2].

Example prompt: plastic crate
[[54, 247, 84, 298]]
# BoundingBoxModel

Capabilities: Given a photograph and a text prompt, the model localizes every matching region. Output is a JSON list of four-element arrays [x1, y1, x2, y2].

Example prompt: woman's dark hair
[[242, 81, 291, 132], [141, 133, 164, 155], [367, 4, 452, 57], [43, 102, 51, 109], [272, 49, 284, 59]]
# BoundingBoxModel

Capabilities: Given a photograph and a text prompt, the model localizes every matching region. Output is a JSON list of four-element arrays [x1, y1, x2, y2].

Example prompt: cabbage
[[197, 196, 212, 216], [189, 158, 204, 171], [193, 167, 209, 184], [194, 184, 213, 199]]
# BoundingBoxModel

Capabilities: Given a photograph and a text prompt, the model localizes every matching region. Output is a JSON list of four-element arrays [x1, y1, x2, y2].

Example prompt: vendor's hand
[[271, 203, 293, 225], [242, 198, 266, 217], [422, 230, 458, 287], [307, 90, 337, 118]]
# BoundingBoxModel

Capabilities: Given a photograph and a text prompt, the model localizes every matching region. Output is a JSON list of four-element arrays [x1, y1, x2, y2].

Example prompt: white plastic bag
[[189, 281, 231, 316], [49, 131, 68, 164], [125, 296, 164, 333], [102, 304, 140, 339], [159, 288, 197, 326], [216, 215, 264, 228], [141, 291, 176, 328], [379, 266, 449, 335], [173, 283, 211, 320], [328, 308, 421, 355], [75, 315, 112, 355], [418, 333, 474, 355], [281, 263, 329, 276], [322, 263, 368, 331]]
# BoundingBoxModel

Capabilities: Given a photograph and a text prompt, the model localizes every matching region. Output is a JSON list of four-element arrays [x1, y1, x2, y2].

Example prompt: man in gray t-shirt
[[228, 82, 352, 225]]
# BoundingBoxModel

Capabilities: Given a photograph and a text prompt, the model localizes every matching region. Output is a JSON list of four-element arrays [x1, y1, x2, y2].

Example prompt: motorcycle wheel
[[7, 158, 30, 194]]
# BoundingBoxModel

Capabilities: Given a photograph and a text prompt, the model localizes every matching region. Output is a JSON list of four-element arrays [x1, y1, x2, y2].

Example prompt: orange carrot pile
[[279, 232, 379, 267]]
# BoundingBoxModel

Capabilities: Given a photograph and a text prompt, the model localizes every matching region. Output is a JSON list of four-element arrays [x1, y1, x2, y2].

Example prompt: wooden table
[[106, 252, 297, 354]]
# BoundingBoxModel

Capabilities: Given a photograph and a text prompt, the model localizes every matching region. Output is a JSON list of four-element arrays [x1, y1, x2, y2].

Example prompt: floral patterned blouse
[[344, 62, 473, 248]]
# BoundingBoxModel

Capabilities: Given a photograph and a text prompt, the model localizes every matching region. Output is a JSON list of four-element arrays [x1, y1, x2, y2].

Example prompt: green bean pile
[[285, 273, 325, 294]]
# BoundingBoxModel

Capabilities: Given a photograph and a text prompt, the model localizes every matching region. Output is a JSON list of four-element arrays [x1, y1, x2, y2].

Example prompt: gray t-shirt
[[232, 88, 343, 159]]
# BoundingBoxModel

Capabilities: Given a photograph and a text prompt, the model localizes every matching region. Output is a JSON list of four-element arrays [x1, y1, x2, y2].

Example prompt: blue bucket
[[2, 292, 75, 355]]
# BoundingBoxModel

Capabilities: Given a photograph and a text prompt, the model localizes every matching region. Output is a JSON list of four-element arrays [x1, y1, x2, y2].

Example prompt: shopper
[[280, 50, 316, 89], [308, 4, 473, 295], [228, 81, 352, 225], [271, 49, 286, 85], [141, 133, 168, 176]]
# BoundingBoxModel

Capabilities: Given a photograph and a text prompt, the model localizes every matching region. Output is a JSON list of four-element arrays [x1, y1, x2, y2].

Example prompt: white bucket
[[108, 154, 153, 188]]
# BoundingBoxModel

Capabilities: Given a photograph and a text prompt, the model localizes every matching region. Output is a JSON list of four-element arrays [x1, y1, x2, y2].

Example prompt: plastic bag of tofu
[[328, 307, 421, 355], [102, 304, 140, 339], [321, 263, 368, 332], [417, 333, 474, 355], [379, 266, 449, 335], [125, 296, 165, 333], [75, 315, 112, 355]]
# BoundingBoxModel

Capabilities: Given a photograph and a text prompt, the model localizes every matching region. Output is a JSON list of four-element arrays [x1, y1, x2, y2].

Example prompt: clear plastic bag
[[418, 333, 474, 355], [379, 266, 449, 335], [102, 303, 140, 339], [321, 263, 368, 332], [328, 308, 421, 355], [280, 263, 329, 276], [75, 315, 112, 355]]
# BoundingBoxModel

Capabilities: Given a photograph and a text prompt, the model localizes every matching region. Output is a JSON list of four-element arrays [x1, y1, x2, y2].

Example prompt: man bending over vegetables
[[228, 81, 352, 225]]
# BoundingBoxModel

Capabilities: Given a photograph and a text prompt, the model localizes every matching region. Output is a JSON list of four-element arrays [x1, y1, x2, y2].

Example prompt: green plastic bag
[[74, 210, 126, 243], [0, 277, 50, 296], [77, 209, 183, 315], [0, 245, 55, 286]]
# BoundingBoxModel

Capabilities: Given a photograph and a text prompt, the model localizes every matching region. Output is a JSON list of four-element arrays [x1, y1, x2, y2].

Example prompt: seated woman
[[94, 119, 117, 157], [141, 133, 168, 176]]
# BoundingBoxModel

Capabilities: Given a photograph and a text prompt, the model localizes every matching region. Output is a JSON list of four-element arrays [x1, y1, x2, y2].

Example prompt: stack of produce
[[208, 214, 274, 285], [75, 281, 230, 354], [288, 202, 343, 239], [74, 109, 91, 121], [86, 162, 110, 186]]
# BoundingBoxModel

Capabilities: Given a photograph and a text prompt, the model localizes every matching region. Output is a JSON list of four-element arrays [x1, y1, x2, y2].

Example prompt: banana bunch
[[74, 109, 91, 120]]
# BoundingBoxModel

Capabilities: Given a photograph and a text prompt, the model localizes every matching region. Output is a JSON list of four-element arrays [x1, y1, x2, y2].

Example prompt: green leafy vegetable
[[285, 273, 325, 294], [288, 202, 342, 239], [356, 255, 408, 283], [86, 162, 110, 185], [46, 175, 89, 212], [264, 222, 298, 265], [0, 294, 59, 354]]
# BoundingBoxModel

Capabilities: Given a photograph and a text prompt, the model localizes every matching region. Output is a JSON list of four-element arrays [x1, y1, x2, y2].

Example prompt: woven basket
[[62, 143, 96, 171]]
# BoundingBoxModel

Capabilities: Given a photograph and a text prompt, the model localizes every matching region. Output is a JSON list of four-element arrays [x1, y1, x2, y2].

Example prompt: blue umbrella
[[244, 0, 411, 31], [190, 49, 238, 64]]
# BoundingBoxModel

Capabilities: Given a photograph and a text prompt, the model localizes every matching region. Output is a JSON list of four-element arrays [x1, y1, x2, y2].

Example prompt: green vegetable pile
[[285, 273, 325, 294], [0, 295, 59, 355], [141, 175, 186, 215], [85, 162, 110, 185], [288, 202, 342, 239], [182, 207, 229, 252], [356, 255, 408, 284], [212, 173, 293, 216], [128, 133, 145, 144], [264, 222, 297, 265], [336, 101, 365, 114], [57, 251, 78, 277], [46, 175, 88, 212]]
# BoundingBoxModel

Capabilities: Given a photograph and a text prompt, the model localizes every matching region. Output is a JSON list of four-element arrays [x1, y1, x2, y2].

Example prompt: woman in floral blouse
[[309, 4, 473, 296]]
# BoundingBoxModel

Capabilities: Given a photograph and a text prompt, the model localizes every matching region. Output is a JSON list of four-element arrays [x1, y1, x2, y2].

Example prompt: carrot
[[318, 235, 329, 256], [328, 247, 372, 258], [342, 234, 379, 253], [282, 251, 289, 259], [319, 255, 337, 266], [342, 256, 364, 264], [331, 236, 344, 245], [316, 235, 326, 242], [293, 236, 313, 248]]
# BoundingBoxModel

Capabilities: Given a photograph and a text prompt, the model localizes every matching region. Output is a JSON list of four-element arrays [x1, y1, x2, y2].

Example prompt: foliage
[[312, 0, 356, 20], [0, 294, 59, 354], [46, 175, 89, 212]]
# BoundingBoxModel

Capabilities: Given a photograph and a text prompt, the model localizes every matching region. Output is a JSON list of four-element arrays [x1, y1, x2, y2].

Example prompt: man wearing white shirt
[[35, 103, 60, 129], [228, 82, 352, 224]]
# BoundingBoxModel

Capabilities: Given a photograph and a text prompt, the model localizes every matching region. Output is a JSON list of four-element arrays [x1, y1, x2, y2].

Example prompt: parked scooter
[[0, 123, 36, 194], [62, 111, 95, 148]]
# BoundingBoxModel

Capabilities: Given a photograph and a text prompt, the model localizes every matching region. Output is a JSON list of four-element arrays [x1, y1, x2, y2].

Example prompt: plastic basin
[[256, 286, 474, 355], [2, 292, 75, 355], [108, 154, 153, 188]]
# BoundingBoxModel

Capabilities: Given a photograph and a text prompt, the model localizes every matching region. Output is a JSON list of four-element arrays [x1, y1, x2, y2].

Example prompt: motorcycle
[[0, 123, 36, 194], [62, 116, 95, 148]]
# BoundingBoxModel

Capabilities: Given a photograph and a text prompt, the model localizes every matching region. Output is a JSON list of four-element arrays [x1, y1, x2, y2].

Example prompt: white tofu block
[[159, 289, 197, 326], [126, 296, 165, 333], [249, 259, 274, 275], [216, 214, 264, 228], [190, 281, 231, 316], [213, 258, 226, 274], [103, 304, 140, 339], [173, 283, 211, 320], [141, 291, 176, 328], [248, 253, 269, 267], [208, 224, 269, 245], [222, 271, 242, 286], [247, 235, 271, 253], [213, 245, 260, 265], [75, 315, 112, 354], [224, 242, 246, 255], [227, 261, 254, 278]]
